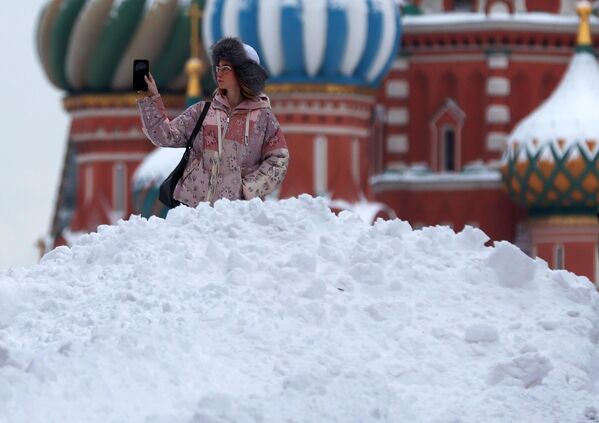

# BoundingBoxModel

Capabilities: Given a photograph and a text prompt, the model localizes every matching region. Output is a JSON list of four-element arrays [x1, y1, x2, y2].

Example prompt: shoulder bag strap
[[185, 101, 211, 154]]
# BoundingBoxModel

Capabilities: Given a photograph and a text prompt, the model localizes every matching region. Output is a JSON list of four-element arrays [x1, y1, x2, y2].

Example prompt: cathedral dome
[[36, 0, 209, 93], [502, 3, 599, 215], [202, 0, 402, 87]]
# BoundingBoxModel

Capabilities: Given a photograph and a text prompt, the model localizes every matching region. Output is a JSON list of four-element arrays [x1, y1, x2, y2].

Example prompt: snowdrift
[[0, 196, 598, 422]]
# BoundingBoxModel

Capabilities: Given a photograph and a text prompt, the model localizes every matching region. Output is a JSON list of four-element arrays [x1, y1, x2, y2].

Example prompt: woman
[[137, 37, 289, 206]]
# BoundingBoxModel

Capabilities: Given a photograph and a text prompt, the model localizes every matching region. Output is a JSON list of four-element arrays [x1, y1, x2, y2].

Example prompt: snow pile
[[1, 196, 598, 422]]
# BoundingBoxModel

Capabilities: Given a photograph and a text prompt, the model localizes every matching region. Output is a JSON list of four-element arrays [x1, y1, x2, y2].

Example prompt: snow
[[132, 147, 183, 188], [0, 196, 598, 422], [508, 52, 599, 162]]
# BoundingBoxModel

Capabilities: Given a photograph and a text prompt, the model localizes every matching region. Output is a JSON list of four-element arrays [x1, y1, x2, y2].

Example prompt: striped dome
[[36, 0, 211, 93], [202, 0, 402, 87]]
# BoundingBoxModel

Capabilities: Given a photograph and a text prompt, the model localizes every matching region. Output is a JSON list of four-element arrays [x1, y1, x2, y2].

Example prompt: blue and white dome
[[202, 0, 402, 87]]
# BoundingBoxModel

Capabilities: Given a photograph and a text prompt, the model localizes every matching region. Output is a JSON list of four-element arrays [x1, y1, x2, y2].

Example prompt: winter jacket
[[137, 92, 289, 207]]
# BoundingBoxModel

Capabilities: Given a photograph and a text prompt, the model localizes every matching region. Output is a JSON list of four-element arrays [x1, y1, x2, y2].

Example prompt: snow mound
[[0, 195, 598, 422]]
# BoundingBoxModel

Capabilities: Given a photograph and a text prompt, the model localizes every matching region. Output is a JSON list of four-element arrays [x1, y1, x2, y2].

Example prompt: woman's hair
[[216, 79, 259, 100]]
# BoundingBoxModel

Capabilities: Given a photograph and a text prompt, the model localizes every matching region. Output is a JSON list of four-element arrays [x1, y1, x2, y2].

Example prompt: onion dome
[[502, 1, 599, 215], [36, 0, 214, 93], [202, 0, 402, 87]]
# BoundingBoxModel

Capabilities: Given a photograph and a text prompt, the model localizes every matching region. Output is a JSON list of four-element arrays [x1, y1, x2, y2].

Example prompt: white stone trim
[[486, 105, 510, 124], [486, 132, 508, 151], [76, 152, 147, 164], [387, 135, 409, 153], [272, 104, 371, 119], [71, 108, 182, 118], [487, 54, 509, 69], [314, 136, 328, 196], [113, 162, 127, 216], [510, 54, 571, 64], [487, 77, 510, 96], [385, 80, 409, 98], [84, 165, 93, 205], [72, 128, 147, 142], [281, 124, 370, 137], [351, 139, 360, 185], [391, 57, 409, 70], [410, 54, 486, 64], [387, 107, 409, 125]]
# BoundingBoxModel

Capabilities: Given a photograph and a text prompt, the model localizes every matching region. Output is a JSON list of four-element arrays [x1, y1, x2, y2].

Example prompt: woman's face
[[216, 60, 239, 91]]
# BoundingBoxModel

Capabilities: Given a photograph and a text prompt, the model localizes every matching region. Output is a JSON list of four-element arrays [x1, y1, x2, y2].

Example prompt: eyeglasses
[[214, 65, 233, 74]]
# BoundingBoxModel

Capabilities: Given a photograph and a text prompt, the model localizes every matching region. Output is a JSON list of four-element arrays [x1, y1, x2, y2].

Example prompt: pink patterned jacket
[[137, 92, 289, 206]]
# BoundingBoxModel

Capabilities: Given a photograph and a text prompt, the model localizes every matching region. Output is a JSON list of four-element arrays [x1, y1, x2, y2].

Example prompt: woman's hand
[[143, 73, 159, 97]]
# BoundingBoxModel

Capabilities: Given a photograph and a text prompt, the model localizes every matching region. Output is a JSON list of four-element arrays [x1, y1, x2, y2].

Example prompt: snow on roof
[[1, 196, 597, 422], [132, 147, 184, 188], [508, 52, 599, 160]]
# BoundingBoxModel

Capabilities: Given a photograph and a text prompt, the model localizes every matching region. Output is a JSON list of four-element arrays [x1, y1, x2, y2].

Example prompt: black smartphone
[[133, 59, 149, 91]]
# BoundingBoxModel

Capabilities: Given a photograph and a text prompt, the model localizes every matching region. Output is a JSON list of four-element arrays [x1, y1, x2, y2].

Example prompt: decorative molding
[[410, 54, 486, 64], [387, 107, 409, 125], [391, 57, 410, 70], [64, 94, 184, 111], [71, 108, 182, 119], [272, 104, 371, 119], [488, 54, 510, 69], [487, 77, 510, 96], [387, 135, 409, 153], [76, 152, 147, 164], [71, 128, 147, 142], [486, 132, 508, 151], [510, 54, 571, 64], [314, 136, 328, 196], [385, 80, 409, 98], [486, 105, 510, 123], [266, 83, 376, 96], [281, 124, 370, 137]]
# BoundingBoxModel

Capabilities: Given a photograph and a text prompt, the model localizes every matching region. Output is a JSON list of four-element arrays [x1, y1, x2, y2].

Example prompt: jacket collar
[[212, 92, 270, 113]]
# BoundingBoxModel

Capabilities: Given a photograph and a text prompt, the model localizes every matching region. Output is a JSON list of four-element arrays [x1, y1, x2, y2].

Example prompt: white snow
[[132, 147, 183, 188], [507, 52, 599, 162], [0, 196, 598, 422]]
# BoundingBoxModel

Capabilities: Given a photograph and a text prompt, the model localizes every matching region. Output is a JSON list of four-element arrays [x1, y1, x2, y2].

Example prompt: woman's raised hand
[[144, 73, 159, 97]]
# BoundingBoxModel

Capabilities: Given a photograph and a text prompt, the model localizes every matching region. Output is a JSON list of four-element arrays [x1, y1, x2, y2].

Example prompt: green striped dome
[[36, 0, 212, 93]]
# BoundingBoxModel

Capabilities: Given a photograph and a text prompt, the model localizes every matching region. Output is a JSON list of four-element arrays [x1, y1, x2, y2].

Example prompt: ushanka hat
[[211, 37, 269, 95]]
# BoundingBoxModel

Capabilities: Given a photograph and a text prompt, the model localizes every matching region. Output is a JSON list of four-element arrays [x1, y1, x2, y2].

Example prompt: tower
[[502, 1, 599, 282]]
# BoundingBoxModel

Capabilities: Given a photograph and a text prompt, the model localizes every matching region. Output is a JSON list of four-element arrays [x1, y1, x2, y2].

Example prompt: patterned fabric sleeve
[[242, 109, 290, 199], [137, 95, 204, 148]]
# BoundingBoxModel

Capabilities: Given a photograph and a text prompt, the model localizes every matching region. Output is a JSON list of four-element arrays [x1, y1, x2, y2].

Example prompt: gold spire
[[186, 3, 204, 99], [576, 1, 593, 48]]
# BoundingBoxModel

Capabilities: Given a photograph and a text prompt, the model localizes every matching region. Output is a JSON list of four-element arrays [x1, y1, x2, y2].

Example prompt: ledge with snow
[[0, 196, 597, 422]]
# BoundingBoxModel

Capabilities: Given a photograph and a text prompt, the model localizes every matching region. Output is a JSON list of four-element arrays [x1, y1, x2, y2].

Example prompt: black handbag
[[159, 101, 211, 208]]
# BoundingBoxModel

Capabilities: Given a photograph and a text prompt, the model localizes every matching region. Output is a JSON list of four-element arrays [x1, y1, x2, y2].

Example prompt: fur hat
[[211, 37, 269, 96]]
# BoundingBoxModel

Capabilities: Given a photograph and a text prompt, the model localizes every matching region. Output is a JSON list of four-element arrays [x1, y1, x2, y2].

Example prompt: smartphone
[[133, 59, 149, 91]]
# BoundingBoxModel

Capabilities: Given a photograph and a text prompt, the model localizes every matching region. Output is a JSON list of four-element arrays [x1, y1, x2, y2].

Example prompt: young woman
[[137, 37, 289, 206]]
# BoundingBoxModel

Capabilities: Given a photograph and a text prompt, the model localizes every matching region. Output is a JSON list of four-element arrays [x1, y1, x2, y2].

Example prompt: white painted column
[[314, 136, 328, 196]]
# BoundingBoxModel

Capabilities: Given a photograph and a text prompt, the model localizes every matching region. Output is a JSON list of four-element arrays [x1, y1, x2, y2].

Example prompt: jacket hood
[[212, 92, 271, 112], [210, 37, 269, 96]]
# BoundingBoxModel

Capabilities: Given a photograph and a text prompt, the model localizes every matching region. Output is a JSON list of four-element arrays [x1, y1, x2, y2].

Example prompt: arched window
[[442, 126, 456, 171]]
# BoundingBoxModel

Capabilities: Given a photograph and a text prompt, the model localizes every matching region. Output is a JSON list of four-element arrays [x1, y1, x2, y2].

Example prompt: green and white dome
[[36, 0, 207, 93]]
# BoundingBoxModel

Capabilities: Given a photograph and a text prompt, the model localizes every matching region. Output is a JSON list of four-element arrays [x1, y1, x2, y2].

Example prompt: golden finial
[[186, 2, 204, 99], [576, 1, 593, 50]]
